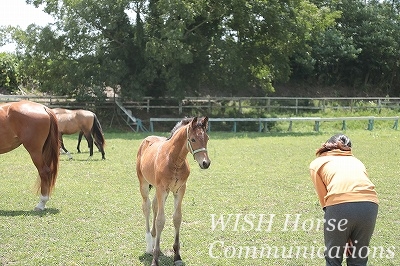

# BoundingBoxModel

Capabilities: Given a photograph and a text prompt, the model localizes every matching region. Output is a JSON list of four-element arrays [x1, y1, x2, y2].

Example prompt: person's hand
[[345, 238, 353, 256]]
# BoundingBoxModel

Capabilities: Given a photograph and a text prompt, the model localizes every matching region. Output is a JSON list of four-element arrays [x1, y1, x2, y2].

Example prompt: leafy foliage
[[0, 52, 19, 93], [1, 0, 399, 97], [292, 0, 400, 95]]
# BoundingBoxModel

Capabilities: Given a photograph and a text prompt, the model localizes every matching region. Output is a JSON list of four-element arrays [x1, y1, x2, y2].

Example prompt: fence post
[[368, 119, 374, 130], [378, 98, 381, 113], [150, 121, 154, 132], [314, 121, 320, 132], [393, 119, 398, 130], [263, 122, 268, 132]]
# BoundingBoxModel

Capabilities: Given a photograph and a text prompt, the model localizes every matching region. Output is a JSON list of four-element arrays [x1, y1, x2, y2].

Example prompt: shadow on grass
[[0, 208, 60, 217], [59, 152, 105, 161], [60, 158, 105, 162], [139, 252, 181, 266]]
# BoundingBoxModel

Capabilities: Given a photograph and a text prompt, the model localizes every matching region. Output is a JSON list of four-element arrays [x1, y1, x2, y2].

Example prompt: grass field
[[0, 127, 399, 265]]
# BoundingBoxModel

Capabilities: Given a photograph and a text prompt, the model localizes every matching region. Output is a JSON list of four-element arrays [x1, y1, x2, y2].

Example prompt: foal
[[136, 117, 211, 266]]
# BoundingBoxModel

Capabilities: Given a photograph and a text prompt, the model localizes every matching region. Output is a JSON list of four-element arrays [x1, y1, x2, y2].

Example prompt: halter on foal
[[136, 116, 211, 266]]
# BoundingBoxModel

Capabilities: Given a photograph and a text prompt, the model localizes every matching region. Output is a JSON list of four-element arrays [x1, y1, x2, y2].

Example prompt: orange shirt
[[309, 150, 379, 208]]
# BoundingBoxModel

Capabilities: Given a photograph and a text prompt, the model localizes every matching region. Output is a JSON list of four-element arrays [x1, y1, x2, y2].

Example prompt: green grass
[[0, 129, 399, 265]]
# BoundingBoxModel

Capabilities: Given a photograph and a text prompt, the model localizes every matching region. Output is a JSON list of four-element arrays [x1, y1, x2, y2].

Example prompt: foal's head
[[169, 117, 211, 169], [186, 117, 211, 169]]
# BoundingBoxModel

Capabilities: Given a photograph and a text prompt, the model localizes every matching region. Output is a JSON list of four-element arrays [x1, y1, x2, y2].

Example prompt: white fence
[[2, 95, 399, 132], [149, 116, 399, 132], [1, 95, 400, 114]]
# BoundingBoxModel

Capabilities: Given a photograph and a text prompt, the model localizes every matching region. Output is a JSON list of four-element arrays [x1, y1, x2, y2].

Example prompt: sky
[[0, 0, 54, 52]]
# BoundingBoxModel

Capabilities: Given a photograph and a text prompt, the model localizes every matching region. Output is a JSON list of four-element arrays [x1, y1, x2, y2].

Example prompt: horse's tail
[[91, 113, 106, 158], [39, 108, 60, 195]]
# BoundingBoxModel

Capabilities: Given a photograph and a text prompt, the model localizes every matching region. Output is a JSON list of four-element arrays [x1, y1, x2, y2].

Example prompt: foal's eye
[[191, 138, 196, 142]]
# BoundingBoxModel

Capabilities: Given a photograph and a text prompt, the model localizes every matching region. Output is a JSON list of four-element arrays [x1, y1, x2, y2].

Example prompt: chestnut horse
[[0, 100, 59, 210], [52, 108, 106, 160], [136, 117, 211, 266]]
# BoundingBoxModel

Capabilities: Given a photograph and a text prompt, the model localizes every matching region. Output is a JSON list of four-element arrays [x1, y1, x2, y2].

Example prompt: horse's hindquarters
[[136, 137, 166, 185], [1, 101, 60, 210]]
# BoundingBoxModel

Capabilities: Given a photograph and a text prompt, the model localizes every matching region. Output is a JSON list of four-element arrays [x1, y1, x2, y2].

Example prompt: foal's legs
[[151, 194, 158, 242], [173, 184, 186, 265], [139, 182, 153, 253], [151, 189, 168, 266], [140, 182, 153, 253]]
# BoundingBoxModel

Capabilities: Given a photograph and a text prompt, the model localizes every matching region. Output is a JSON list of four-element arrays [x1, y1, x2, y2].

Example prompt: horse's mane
[[167, 117, 193, 139]]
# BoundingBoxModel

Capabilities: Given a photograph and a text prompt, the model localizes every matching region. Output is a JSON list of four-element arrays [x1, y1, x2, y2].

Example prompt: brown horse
[[136, 117, 211, 266], [0, 100, 59, 211], [52, 108, 106, 160]]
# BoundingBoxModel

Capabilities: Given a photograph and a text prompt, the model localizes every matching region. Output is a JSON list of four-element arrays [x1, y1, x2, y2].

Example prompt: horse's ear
[[203, 116, 209, 129], [191, 117, 198, 127]]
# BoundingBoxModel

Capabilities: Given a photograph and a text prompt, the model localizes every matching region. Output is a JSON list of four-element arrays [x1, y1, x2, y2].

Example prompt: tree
[[348, 0, 400, 95], [20, 0, 142, 100], [143, 0, 336, 97], [8, 0, 342, 98], [290, 0, 400, 96], [0, 52, 20, 93]]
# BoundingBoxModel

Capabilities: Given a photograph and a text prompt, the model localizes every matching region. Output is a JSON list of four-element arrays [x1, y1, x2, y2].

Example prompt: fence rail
[[0, 95, 76, 105], [2, 95, 399, 132], [127, 97, 400, 114], [1, 95, 400, 114], [149, 116, 399, 132]]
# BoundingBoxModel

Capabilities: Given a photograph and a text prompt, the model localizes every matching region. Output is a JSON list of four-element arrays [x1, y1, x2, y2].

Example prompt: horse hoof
[[174, 260, 184, 266], [145, 250, 153, 255], [34, 207, 44, 211]]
